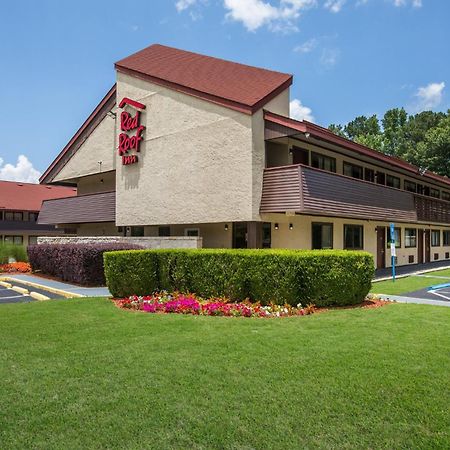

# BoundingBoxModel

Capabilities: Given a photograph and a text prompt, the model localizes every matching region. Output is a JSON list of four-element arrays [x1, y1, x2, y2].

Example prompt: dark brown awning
[[38, 191, 115, 225]]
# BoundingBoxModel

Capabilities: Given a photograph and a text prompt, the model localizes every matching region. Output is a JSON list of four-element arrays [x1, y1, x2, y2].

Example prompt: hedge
[[0, 243, 27, 264], [104, 249, 374, 307], [28, 243, 142, 286]]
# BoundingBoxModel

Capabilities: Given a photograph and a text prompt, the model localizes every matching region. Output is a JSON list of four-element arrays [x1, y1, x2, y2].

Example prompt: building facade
[[39, 44, 450, 268], [0, 180, 76, 246]]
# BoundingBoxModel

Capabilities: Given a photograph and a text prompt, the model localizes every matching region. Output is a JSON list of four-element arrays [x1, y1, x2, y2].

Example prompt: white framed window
[[184, 228, 200, 237]]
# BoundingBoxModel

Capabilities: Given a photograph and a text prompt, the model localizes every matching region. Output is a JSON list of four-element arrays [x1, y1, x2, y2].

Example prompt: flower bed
[[115, 292, 315, 318], [0, 262, 31, 273]]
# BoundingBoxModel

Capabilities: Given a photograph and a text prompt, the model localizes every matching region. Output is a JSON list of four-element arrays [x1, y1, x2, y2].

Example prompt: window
[[387, 227, 401, 248], [375, 171, 385, 185], [4, 236, 23, 245], [404, 180, 417, 193], [311, 152, 336, 173], [423, 186, 430, 196], [28, 236, 38, 245], [405, 228, 417, 248], [158, 226, 171, 237], [443, 192, 450, 202], [343, 162, 363, 180], [430, 188, 440, 199], [417, 184, 424, 195], [344, 225, 363, 250], [262, 222, 271, 248], [185, 228, 200, 237], [431, 230, 440, 247], [29, 212, 39, 222], [130, 226, 144, 237], [386, 175, 401, 189], [364, 168, 375, 183], [444, 230, 450, 246], [312, 223, 333, 249]]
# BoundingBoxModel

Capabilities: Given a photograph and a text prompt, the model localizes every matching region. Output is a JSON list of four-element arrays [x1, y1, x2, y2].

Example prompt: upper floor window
[[431, 230, 441, 247], [4, 211, 23, 221], [386, 175, 401, 189], [364, 168, 375, 183], [29, 212, 39, 222], [344, 225, 364, 250], [430, 188, 440, 199], [311, 152, 336, 173], [375, 171, 385, 185], [404, 180, 417, 193], [442, 192, 450, 202], [343, 162, 363, 180]]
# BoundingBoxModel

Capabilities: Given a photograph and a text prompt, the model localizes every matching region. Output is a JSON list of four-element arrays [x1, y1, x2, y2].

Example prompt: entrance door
[[417, 229, 424, 264], [232, 223, 247, 248], [424, 229, 431, 263], [376, 226, 386, 269], [292, 146, 309, 165]]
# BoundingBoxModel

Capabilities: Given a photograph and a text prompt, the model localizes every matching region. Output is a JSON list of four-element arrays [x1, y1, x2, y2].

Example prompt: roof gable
[[115, 44, 292, 114]]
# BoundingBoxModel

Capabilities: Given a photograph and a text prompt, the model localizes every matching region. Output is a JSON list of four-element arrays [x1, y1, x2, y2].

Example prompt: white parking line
[[429, 290, 450, 301], [0, 294, 30, 300]]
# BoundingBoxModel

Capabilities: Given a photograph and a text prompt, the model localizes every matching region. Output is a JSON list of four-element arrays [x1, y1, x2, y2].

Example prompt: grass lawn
[[0, 298, 449, 449], [372, 268, 450, 295]]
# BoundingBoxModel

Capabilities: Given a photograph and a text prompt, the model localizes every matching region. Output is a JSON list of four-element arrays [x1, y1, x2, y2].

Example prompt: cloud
[[0, 155, 41, 183], [324, 0, 346, 13], [176, 0, 198, 11], [413, 82, 445, 111], [392, 0, 422, 7], [290, 99, 315, 121], [223, 0, 316, 32], [320, 48, 340, 68], [294, 38, 318, 53]]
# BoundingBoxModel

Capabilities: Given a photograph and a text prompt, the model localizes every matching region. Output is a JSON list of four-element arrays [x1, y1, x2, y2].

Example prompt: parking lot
[[0, 281, 61, 304]]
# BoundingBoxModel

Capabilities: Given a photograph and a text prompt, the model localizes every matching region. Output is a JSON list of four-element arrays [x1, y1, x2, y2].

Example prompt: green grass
[[372, 268, 450, 295], [0, 298, 449, 449]]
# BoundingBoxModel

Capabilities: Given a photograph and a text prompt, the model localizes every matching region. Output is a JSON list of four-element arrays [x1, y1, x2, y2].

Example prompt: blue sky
[[0, 0, 448, 182]]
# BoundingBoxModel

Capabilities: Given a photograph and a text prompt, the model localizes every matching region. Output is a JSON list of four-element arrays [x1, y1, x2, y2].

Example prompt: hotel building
[[39, 44, 450, 269]]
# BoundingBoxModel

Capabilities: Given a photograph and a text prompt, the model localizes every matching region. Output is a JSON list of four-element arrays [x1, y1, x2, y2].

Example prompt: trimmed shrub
[[28, 243, 142, 286], [104, 249, 374, 307], [0, 243, 28, 264]]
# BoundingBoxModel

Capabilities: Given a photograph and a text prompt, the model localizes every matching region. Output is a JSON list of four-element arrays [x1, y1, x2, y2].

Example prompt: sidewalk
[[1, 274, 111, 298], [374, 260, 450, 281], [377, 294, 450, 307]]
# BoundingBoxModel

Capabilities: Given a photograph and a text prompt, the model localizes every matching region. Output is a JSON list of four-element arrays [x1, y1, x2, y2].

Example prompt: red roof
[[264, 111, 450, 188], [0, 180, 77, 211], [115, 44, 292, 114]]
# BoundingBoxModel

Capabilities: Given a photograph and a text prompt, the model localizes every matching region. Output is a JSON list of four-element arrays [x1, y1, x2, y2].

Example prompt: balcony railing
[[38, 191, 115, 225], [260, 165, 450, 225]]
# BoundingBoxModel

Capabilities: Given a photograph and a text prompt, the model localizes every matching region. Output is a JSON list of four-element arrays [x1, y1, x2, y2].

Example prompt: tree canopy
[[328, 109, 450, 177]]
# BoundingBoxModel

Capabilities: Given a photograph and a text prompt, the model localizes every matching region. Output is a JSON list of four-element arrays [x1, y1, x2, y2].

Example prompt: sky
[[0, 0, 448, 183]]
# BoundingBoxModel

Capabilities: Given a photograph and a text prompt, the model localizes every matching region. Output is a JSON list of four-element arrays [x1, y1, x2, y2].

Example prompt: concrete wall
[[77, 172, 115, 195], [115, 72, 290, 226], [38, 236, 203, 249], [53, 113, 116, 183]]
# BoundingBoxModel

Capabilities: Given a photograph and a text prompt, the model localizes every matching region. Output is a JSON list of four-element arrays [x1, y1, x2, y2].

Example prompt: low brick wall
[[37, 236, 203, 249]]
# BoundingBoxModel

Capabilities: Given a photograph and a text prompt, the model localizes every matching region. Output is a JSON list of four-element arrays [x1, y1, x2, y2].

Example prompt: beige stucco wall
[[115, 72, 290, 226], [76, 222, 121, 236], [77, 172, 115, 195], [53, 113, 116, 183]]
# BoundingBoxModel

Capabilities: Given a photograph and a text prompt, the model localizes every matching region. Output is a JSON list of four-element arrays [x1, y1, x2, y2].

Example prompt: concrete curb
[[0, 281, 12, 288], [29, 292, 51, 301], [11, 286, 29, 295], [0, 277, 85, 299]]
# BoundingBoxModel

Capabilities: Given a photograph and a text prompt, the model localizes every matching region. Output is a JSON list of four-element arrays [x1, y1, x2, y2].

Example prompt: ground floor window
[[184, 228, 200, 237], [405, 228, 417, 248], [387, 227, 401, 248], [444, 230, 450, 246], [158, 226, 170, 237], [344, 225, 363, 250], [4, 235, 23, 245], [312, 223, 333, 249], [28, 236, 38, 245], [262, 222, 271, 248], [431, 230, 441, 247], [131, 226, 144, 237]]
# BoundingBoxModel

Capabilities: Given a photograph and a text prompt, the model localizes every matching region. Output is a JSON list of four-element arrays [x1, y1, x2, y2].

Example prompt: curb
[[0, 277, 85, 299], [11, 286, 29, 295], [0, 281, 12, 288], [29, 291, 51, 301]]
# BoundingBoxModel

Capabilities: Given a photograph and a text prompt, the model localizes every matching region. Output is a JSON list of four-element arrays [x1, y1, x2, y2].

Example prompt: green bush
[[104, 249, 374, 307], [0, 243, 28, 264]]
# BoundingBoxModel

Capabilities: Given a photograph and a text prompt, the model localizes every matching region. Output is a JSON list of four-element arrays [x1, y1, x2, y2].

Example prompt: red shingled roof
[[115, 44, 293, 114], [0, 180, 76, 212]]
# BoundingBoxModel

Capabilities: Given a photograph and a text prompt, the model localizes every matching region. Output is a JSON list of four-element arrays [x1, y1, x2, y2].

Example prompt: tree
[[381, 108, 407, 157], [344, 115, 380, 140]]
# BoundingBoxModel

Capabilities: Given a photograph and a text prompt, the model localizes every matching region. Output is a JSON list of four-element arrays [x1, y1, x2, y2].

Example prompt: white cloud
[[294, 38, 318, 53], [392, 0, 422, 7], [320, 48, 340, 68], [324, 0, 346, 13], [0, 155, 41, 183], [223, 0, 316, 32], [290, 99, 315, 121], [413, 82, 445, 111], [176, 0, 198, 11]]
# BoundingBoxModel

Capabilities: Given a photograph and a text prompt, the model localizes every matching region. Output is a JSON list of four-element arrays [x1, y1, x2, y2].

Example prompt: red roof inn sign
[[118, 97, 146, 165]]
